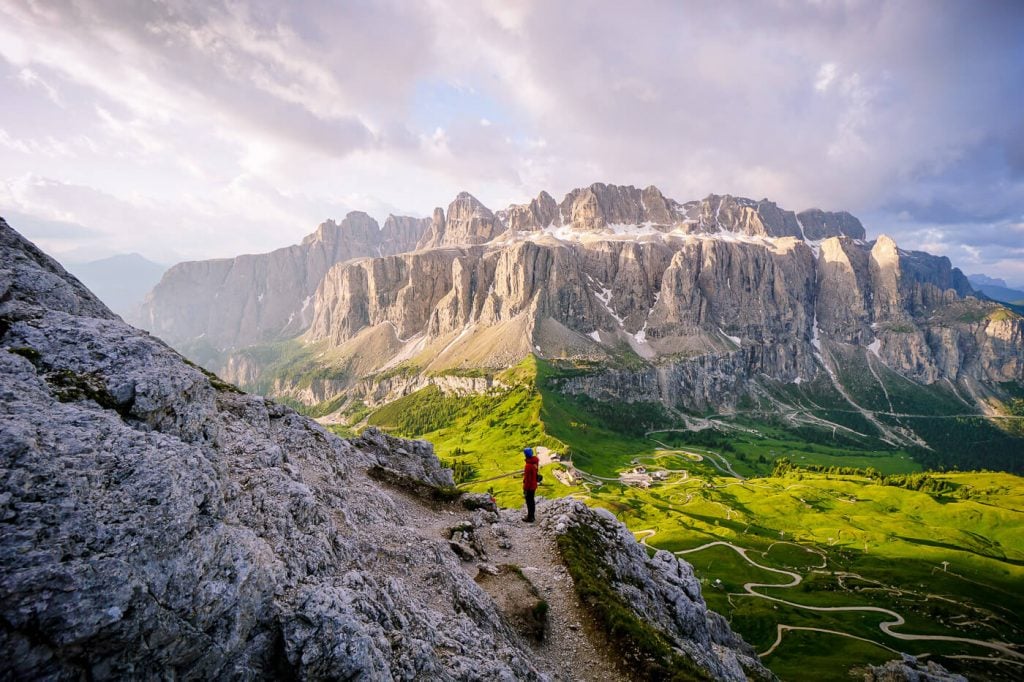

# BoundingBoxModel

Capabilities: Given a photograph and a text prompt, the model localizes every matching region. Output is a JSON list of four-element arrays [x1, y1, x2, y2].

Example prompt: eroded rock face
[[298, 222, 1023, 412], [0, 219, 540, 680], [130, 182, 1023, 415], [796, 208, 866, 240], [138, 183, 883, 359], [544, 499, 775, 681], [135, 211, 428, 352], [497, 190, 559, 232], [417, 192, 506, 249]]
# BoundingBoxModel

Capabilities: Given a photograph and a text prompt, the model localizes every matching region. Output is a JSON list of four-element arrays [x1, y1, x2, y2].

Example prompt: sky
[[1, 1, 1023, 285]]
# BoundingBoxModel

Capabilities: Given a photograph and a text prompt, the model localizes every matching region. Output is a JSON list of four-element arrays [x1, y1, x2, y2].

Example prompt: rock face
[[135, 211, 428, 353], [298, 223, 1021, 415], [544, 499, 773, 681], [0, 217, 770, 679], [417, 192, 505, 249], [139, 183, 879, 360], [132, 182, 1023, 422], [864, 654, 967, 682]]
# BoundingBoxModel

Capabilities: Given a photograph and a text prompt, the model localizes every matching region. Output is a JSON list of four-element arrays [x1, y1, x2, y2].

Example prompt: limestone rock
[[417, 192, 506, 249], [796, 208, 866, 240], [864, 654, 967, 681], [136, 211, 428, 353], [545, 499, 775, 681], [0, 218, 541, 680], [498, 190, 559, 232]]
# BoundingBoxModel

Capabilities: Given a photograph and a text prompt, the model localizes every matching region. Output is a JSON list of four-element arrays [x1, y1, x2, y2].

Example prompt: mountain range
[[135, 183, 1024, 459], [968, 273, 1024, 308]]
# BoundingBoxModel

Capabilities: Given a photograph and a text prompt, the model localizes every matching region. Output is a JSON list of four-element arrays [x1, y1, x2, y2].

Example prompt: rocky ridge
[[0, 218, 771, 679]]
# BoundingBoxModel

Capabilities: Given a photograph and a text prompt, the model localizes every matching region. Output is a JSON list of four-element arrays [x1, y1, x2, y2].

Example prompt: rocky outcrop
[[545, 499, 774, 681], [136, 211, 428, 352], [796, 208, 866, 240], [417, 192, 505, 249], [381, 214, 431, 255], [557, 183, 679, 230], [0, 218, 544, 679], [864, 654, 967, 682], [497, 190, 559, 232]]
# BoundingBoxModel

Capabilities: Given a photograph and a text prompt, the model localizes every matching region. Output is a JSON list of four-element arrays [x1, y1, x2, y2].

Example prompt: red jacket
[[523, 456, 540, 491]]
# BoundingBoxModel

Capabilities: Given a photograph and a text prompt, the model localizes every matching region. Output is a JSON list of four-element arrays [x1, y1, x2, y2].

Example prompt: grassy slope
[[363, 356, 1024, 679]]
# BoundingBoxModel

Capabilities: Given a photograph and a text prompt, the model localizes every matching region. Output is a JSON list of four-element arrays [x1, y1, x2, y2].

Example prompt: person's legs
[[523, 489, 535, 521]]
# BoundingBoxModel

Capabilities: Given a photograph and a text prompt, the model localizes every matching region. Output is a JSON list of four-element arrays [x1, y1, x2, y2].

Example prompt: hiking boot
[[522, 516, 535, 523]]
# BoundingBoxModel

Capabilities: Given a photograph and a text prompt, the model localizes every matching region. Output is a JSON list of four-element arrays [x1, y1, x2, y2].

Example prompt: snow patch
[[587, 274, 624, 326], [634, 321, 648, 344], [588, 330, 601, 342], [866, 338, 881, 357], [719, 327, 741, 347]]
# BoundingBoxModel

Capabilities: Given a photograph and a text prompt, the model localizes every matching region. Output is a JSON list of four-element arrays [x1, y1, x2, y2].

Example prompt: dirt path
[[478, 502, 628, 681], [375, 481, 627, 681]]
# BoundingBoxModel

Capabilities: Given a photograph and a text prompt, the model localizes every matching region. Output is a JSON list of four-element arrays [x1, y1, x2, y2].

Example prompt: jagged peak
[[302, 211, 379, 245], [448, 191, 494, 217]]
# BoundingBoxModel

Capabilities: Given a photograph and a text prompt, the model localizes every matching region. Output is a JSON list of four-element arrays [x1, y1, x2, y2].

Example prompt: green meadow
[[339, 357, 1024, 680]]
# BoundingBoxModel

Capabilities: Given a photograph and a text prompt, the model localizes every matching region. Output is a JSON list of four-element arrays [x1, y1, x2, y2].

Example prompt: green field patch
[[760, 542, 825, 571], [761, 628, 894, 681]]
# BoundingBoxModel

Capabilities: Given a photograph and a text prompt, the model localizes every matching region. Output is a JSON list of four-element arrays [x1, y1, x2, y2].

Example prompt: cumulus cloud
[[0, 0, 1022, 283]]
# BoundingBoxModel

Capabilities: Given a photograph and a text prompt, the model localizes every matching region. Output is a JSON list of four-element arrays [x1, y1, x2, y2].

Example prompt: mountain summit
[[135, 184, 1023, 456]]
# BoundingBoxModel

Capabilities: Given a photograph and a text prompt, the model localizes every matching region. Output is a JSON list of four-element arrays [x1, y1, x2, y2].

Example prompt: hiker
[[522, 447, 541, 522]]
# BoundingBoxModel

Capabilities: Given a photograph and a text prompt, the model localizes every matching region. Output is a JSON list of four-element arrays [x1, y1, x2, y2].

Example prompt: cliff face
[[140, 183, 874, 359], [136, 211, 428, 351], [300, 221, 1021, 413], [133, 182, 1022, 418], [0, 218, 770, 679], [417, 192, 507, 249]]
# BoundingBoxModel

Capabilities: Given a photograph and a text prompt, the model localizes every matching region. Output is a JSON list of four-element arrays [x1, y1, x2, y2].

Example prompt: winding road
[[674, 540, 1024, 661]]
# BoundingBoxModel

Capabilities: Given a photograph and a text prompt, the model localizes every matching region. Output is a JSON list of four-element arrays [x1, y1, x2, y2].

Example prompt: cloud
[[815, 63, 838, 92], [0, 0, 1021, 283]]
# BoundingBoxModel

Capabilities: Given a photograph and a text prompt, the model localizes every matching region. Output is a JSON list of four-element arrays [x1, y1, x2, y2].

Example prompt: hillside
[[354, 358, 1024, 680]]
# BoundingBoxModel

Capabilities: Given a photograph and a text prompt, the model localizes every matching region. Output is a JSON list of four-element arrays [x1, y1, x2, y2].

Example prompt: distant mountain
[[136, 212, 429, 366], [65, 253, 166, 319], [968, 274, 1024, 306], [968, 273, 1010, 288]]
